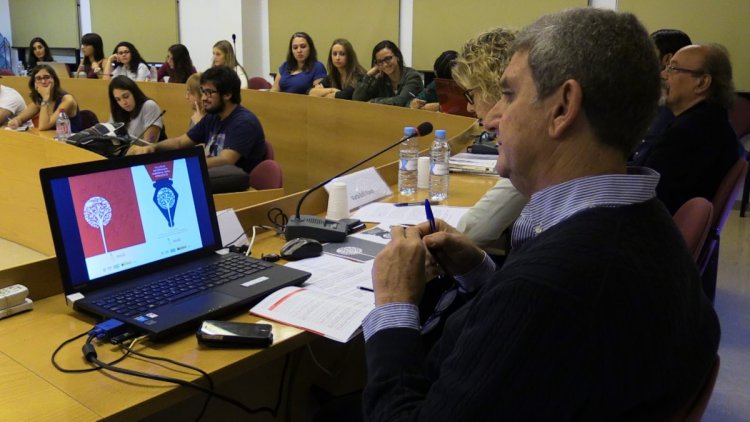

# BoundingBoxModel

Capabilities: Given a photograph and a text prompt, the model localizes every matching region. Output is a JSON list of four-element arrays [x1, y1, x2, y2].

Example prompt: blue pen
[[424, 198, 437, 233]]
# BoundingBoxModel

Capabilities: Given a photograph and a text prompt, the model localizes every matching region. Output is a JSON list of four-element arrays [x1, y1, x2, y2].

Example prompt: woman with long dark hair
[[309, 38, 365, 100], [158, 44, 196, 83], [107, 75, 165, 142], [353, 40, 423, 106], [271, 32, 326, 94], [103, 41, 151, 81], [27, 37, 53, 70], [7, 64, 82, 132], [76, 33, 105, 79]]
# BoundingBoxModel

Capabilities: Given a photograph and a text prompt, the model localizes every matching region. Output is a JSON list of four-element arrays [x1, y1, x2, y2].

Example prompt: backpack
[[66, 123, 133, 158]]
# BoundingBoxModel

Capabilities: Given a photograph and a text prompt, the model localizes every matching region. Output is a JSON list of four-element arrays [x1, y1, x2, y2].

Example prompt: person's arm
[[7, 103, 39, 129], [37, 94, 77, 130], [206, 148, 242, 168], [352, 67, 380, 102], [102, 54, 117, 80], [135, 63, 150, 81], [127, 133, 195, 155], [156, 62, 169, 82], [370, 68, 424, 107], [236, 66, 248, 89], [270, 73, 281, 92], [457, 178, 528, 247], [409, 98, 426, 109]]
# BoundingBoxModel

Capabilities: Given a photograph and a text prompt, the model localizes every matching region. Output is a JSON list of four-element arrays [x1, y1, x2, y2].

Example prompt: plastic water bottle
[[55, 109, 71, 141], [16, 62, 26, 76], [398, 127, 419, 195], [429, 129, 450, 201], [150, 65, 158, 82]]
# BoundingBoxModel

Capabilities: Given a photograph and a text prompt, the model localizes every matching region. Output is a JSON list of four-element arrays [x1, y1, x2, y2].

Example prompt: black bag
[[66, 123, 133, 158]]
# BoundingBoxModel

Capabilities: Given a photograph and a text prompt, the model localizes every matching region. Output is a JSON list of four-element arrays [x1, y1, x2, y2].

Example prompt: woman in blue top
[[271, 32, 326, 94]]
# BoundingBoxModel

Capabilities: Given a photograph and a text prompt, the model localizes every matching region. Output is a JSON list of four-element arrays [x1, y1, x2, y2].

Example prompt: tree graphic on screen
[[156, 187, 176, 226], [83, 196, 112, 253]]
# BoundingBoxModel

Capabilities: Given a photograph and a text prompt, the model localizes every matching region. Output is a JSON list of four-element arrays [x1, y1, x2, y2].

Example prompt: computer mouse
[[280, 238, 323, 261]]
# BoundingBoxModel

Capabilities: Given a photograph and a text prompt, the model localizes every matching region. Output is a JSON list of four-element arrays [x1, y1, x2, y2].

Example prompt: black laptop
[[39, 147, 310, 340]]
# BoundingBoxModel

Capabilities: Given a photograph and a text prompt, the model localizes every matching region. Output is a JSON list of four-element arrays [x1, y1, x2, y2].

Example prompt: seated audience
[[271, 32, 326, 94], [451, 29, 526, 248], [103, 41, 151, 81], [7, 64, 82, 132], [634, 43, 741, 214], [363, 8, 719, 420], [409, 50, 458, 111], [630, 29, 692, 162], [158, 44, 197, 83], [212, 40, 248, 89], [0, 82, 27, 126], [107, 76, 165, 142], [127, 66, 266, 174], [76, 33, 105, 79], [185, 72, 205, 129], [309, 38, 365, 100], [353, 40, 423, 106], [27, 37, 53, 70]]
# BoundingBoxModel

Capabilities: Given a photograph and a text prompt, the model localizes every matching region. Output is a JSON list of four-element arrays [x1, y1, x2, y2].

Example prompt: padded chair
[[0, 68, 14, 76], [264, 140, 275, 160], [670, 355, 720, 422], [673, 198, 713, 262], [249, 160, 283, 190], [697, 157, 749, 300], [728, 94, 750, 217], [78, 109, 99, 130], [248, 77, 272, 90]]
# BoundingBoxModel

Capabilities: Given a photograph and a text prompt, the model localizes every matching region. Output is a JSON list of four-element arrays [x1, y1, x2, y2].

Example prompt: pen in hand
[[424, 199, 452, 279]]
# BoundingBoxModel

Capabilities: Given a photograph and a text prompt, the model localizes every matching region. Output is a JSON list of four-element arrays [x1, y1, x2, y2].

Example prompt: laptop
[[38, 61, 71, 78], [39, 147, 310, 340], [434, 78, 475, 118]]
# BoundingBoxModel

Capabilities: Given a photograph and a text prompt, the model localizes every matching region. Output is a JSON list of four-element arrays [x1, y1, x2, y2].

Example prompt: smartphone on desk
[[196, 320, 273, 347]]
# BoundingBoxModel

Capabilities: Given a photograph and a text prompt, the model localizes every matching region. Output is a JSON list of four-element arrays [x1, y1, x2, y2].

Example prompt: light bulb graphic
[[83, 196, 112, 253]]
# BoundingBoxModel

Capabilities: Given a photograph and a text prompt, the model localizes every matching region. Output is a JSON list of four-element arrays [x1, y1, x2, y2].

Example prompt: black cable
[[274, 354, 291, 418], [267, 207, 289, 232], [82, 339, 270, 416], [51, 330, 130, 373], [222, 224, 275, 248]]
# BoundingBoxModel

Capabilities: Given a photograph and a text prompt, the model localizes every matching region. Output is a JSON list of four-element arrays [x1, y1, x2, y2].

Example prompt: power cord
[[267, 207, 289, 233], [51, 330, 131, 373]]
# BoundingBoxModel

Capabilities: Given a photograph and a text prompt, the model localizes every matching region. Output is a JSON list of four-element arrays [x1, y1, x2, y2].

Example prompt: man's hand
[[126, 144, 156, 156], [372, 225, 426, 306], [417, 219, 485, 276]]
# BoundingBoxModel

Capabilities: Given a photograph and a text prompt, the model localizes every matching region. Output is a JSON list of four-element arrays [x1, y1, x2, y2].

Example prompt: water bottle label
[[431, 163, 449, 176], [400, 158, 417, 171]]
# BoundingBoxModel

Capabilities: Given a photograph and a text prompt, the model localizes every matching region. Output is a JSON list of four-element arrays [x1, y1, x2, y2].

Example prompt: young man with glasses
[[128, 66, 267, 178], [632, 44, 741, 214]]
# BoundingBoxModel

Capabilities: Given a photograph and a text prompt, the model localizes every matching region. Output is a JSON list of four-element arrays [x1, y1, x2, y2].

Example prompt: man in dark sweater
[[632, 43, 741, 214], [362, 8, 720, 421]]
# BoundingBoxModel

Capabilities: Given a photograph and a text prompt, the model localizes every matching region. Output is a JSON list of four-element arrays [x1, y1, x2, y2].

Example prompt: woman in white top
[[103, 41, 151, 81], [107, 76, 164, 142], [212, 40, 248, 89]]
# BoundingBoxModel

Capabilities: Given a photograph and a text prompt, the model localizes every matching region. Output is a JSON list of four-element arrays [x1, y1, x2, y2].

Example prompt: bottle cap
[[404, 127, 416, 136], [435, 129, 446, 138]]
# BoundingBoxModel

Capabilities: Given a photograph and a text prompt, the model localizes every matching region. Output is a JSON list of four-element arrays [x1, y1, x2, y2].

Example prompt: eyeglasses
[[421, 283, 459, 334], [375, 55, 395, 66], [200, 88, 218, 96], [116, 50, 131, 56], [664, 64, 705, 77], [463, 88, 475, 105], [34, 75, 52, 82]]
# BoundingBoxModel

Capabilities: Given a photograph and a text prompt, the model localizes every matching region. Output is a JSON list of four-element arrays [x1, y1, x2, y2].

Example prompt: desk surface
[[0, 172, 499, 420]]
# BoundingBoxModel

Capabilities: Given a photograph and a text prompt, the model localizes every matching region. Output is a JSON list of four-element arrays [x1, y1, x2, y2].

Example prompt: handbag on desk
[[66, 122, 132, 159]]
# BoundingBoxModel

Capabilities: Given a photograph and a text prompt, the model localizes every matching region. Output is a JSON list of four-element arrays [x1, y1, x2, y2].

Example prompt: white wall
[[240, 0, 270, 80], [179, 0, 244, 72], [589, 0, 617, 10]]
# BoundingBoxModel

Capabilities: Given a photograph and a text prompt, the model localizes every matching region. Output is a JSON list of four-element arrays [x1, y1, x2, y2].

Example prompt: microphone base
[[285, 215, 348, 243]]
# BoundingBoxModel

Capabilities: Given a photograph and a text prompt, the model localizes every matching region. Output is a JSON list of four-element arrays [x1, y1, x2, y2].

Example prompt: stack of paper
[[449, 152, 499, 175]]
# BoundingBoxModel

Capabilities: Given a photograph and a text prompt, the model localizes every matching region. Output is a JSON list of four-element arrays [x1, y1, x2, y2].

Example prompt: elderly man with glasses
[[632, 43, 741, 214]]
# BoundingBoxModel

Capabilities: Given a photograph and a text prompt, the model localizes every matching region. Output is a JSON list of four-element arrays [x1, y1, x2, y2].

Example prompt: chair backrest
[[248, 77, 272, 90], [672, 355, 720, 422], [78, 109, 99, 130], [0, 68, 14, 76], [729, 95, 750, 139], [264, 139, 274, 160], [673, 198, 713, 261], [710, 157, 748, 233], [249, 160, 283, 190]]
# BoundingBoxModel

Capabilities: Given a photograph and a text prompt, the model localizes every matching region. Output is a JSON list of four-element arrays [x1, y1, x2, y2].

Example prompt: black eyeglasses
[[375, 55, 395, 66], [421, 283, 459, 334], [463, 88, 475, 105], [200, 88, 218, 96], [664, 64, 705, 77]]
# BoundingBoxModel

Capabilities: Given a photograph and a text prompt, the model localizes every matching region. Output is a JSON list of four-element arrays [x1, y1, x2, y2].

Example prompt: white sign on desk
[[324, 167, 392, 211]]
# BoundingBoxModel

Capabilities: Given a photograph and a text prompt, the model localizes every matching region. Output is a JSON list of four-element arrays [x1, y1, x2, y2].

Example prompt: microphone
[[232, 34, 237, 51], [132, 109, 167, 145], [285, 122, 433, 242]]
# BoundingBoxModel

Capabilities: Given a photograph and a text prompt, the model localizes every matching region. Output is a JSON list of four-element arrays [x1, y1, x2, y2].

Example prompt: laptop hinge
[[66, 292, 85, 308]]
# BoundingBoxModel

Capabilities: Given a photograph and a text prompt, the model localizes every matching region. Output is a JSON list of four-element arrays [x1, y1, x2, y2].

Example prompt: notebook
[[39, 147, 310, 340], [38, 61, 71, 78], [434, 78, 475, 118]]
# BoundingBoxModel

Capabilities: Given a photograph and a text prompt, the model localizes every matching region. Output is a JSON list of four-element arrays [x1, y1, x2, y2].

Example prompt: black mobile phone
[[196, 320, 273, 347]]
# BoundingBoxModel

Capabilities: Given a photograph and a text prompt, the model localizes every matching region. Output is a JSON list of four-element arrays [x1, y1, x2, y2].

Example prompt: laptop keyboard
[[93, 254, 273, 318]]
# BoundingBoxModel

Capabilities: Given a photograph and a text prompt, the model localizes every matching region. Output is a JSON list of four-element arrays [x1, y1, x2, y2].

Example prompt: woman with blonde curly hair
[[452, 28, 528, 248]]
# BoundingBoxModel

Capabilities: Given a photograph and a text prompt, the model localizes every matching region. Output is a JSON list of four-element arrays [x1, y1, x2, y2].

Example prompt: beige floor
[[704, 207, 750, 421], [0, 238, 47, 270]]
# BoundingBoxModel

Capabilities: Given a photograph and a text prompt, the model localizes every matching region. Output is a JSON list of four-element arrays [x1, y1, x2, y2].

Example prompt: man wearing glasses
[[128, 66, 267, 180], [632, 44, 741, 214]]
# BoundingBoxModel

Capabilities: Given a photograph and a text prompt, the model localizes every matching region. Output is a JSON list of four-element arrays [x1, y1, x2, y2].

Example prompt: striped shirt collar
[[511, 167, 660, 249]]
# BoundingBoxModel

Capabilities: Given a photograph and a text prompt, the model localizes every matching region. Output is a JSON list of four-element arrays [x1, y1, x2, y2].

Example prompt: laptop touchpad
[[173, 291, 237, 314]]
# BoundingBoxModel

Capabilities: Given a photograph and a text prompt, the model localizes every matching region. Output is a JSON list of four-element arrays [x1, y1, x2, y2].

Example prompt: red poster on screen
[[69, 168, 146, 258]]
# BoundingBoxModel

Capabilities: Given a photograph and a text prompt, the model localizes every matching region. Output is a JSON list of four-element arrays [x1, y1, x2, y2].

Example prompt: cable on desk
[[267, 207, 289, 233], [51, 330, 131, 373]]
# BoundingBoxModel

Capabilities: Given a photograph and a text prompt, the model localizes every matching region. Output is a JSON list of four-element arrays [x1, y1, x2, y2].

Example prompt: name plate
[[324, 167, 392, 211]]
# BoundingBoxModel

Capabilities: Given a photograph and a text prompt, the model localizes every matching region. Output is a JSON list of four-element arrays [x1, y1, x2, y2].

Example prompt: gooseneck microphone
[[285, 122, 433, 242], [232, 34, 237, 51]]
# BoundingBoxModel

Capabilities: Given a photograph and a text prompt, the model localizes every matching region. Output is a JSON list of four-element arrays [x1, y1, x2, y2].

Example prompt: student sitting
[[185, 72, 205, 129], [157, 44, 197, 83], [353, 40, 423, 106], [409, 50, 458, 111], [107, 76, 165, 142], [271, 32, 326, 94], [103, 41, 151, 81], [7, 64, 82, 132], [309, 38, 365, 100], [27, 37, 54, 71], [76, 33, 105, 79], [212, 40, 248, 89]]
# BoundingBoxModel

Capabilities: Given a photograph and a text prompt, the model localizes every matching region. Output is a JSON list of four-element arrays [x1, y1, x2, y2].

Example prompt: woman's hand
[[7, 118, 19, 129], [37, 84, 52, 103], [367, 66, 380, 77]]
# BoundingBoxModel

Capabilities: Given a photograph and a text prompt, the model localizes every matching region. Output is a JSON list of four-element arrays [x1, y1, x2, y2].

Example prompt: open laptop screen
[[41, 149, 218, 291]]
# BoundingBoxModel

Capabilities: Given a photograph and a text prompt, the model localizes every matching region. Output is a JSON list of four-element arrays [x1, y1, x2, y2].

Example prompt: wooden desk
[[0, 170, 499, 420]]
